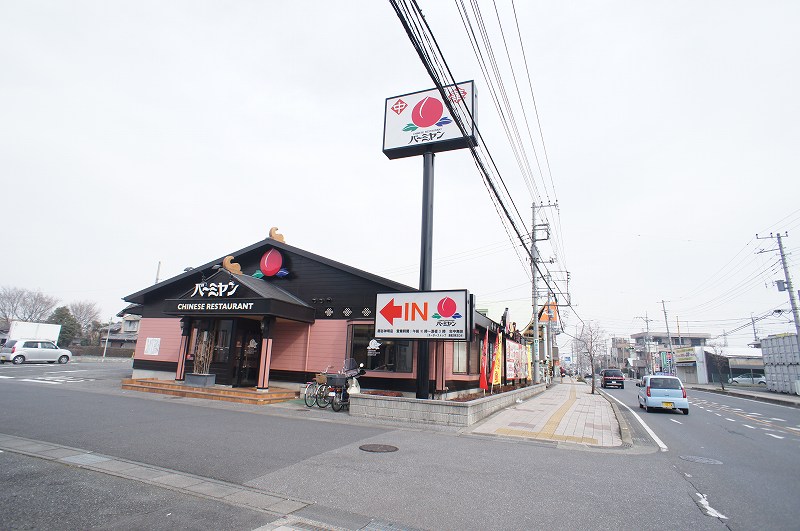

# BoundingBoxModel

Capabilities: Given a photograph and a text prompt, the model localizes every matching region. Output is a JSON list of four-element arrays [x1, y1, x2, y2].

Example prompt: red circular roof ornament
[[260, 249, 283, 277]]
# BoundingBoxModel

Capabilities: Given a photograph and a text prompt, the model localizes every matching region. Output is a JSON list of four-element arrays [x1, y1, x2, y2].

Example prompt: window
[[453, 341, 467, 374], [40, 342, 57, 349], [349, 324, 412, 373], [23, 341, 38, 348], [650, 377, 681, 389]]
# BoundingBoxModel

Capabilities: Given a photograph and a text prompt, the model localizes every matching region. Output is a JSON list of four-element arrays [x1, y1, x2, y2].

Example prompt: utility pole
[[751, 313, 759, 343], [661, 300, 675, 375], [757, 232, 800, 352], [636, 313, 653, 375], [777, 233, 800, 351], [530, 201, 557, 384]]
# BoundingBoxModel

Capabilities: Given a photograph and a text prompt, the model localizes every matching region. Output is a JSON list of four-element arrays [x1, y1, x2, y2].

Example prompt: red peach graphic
[[411, 97, 444, 128], [437, 297, 457, 318], [260, 249, 283, 277]]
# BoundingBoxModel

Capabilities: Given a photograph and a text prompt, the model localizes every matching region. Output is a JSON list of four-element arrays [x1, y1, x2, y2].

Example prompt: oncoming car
[[0, 339, 72, 365], [637, 375, 688, 415], [599, 368, 624, 388]]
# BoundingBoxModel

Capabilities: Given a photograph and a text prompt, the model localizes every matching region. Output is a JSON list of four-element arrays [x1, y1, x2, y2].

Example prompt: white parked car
[[728, 373, 766, 385], [0, 339, 72, 365], [637, 375, 689, 415]]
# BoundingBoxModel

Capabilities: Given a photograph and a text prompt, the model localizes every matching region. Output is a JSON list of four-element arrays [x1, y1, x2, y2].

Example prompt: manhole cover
[[359, 444, 398, 453], [679, 455, 723, 465]]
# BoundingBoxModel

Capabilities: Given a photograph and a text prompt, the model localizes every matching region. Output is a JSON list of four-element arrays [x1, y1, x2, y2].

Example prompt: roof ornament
[[269, 227, 285, 243], [222, 256, 243, 275]]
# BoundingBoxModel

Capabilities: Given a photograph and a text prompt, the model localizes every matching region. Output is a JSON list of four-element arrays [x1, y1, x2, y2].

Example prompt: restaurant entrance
[[185, 317, 263, 387]]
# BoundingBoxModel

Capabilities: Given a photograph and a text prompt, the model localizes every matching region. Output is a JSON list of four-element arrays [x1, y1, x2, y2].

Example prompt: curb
[[605, 397, 633, 446], [687, 386, 800, 409]]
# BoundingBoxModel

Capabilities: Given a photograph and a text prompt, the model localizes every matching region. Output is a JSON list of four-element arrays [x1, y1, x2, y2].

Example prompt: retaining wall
[[349, 383, 546, 427]]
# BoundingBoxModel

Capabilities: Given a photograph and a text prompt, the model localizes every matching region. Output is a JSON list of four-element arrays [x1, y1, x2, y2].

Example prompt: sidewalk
[[469, 379, 623, 448], [685, 383, 800, 408]]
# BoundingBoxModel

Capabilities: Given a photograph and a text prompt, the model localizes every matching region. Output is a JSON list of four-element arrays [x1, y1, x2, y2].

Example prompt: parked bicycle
[[303, 365, 333, 408], [329, 358, 366, 412]]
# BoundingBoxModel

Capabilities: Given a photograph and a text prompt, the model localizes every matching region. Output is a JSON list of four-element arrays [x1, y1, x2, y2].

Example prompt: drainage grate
[[679, 455, 723, 465], [359, 444, 398, 453]]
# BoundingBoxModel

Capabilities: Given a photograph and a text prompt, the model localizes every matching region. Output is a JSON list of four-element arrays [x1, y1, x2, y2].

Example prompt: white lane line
[[695, 493, 728, 519], [725, 418, 736, 422], [670, 419, 683, 424], [743, 425, 756, 429], [715, 413, 722, 417], [767, 434, 785, 439], [769, 418, 786, 422], [690, 390, 796, 410], [601, 391, 668, 452], [748, 412, 762, 416], [0, 375, 14, 379], [19, 379, 59, 385]]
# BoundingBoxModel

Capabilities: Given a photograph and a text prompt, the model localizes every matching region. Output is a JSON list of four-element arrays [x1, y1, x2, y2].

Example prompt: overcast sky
[[2, 1, 798, 350]]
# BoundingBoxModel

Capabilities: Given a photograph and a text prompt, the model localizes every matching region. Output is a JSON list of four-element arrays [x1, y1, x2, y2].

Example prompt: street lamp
[[101, 318, 112, 362]]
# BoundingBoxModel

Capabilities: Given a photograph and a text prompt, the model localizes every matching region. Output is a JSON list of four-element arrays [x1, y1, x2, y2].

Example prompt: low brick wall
[[349, 383, 546, 427]]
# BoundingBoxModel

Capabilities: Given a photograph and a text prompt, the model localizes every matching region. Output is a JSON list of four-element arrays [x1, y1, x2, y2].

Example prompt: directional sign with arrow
[[374, 290, 470, 340]]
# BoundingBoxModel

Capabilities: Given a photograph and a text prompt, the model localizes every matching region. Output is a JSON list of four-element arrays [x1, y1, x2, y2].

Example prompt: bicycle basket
[[314, 373, 328, 384], [326, 374, 347, 388]]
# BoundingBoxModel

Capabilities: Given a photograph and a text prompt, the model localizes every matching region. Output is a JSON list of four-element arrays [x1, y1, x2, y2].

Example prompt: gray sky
[[2, 1, 798, 349]]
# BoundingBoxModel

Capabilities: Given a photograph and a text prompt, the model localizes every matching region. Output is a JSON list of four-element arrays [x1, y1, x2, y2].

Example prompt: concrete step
[[121, 378, 298, 405]]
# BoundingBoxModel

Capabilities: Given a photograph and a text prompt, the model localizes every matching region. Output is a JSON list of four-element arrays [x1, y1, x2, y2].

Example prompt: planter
[[184, 373, 216, 388]]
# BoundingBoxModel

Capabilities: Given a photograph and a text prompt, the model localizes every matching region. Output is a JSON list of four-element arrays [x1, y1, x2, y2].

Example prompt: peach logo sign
[[374, 290, 469, 340], [383, 81, 476, 160]]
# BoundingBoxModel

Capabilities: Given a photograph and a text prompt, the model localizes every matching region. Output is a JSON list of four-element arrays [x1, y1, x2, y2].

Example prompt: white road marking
[[0, 375, 14, 379], [743, 424, 756, 429], [767, 434, 784, 439], [732, 408, 742, 411], [769, 418, 786, 422], [45, 370, 88, 374], [715, 413, 722, 417], [748, 412, 762, 416], [725, 418, 736, 422], [19, 379, 59, 385], [670, 419, 683, 424], [601, 391, 668, 452], [695, 493, 727, 519]]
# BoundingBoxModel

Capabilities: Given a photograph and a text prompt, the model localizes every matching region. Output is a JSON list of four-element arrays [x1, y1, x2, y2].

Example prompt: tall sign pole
[[383, 82, 478, 400], [416, 150, 435, 398]]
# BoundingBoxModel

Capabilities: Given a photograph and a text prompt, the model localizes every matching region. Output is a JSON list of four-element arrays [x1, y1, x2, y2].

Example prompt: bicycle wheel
[[331, 389, 343, 412], [317, 385, 331, 408], [303, 383, 317, 407]]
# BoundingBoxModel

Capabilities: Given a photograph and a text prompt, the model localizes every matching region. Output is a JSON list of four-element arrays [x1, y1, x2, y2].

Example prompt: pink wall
[[134, 318, 183, 363], [269, 319, 349, 373]]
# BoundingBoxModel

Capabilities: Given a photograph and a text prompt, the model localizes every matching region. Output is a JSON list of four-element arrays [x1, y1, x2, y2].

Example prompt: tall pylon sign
[[383, 82, 478, 398]]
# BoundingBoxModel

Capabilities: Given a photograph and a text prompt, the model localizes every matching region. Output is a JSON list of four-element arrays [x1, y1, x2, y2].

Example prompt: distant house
[[101, 314, 140, 349]]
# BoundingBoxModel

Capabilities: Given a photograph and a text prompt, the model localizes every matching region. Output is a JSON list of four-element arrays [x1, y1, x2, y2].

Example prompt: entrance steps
[[121, 378, 298, 405]]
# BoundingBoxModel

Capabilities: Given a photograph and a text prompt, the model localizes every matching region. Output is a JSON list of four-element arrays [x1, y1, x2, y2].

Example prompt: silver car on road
[[0, 339, 72, 365], [637, 375, 689, 415]]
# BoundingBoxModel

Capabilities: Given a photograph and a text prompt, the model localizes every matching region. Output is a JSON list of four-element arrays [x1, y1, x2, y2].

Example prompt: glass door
[[232, 319, 262, 388]]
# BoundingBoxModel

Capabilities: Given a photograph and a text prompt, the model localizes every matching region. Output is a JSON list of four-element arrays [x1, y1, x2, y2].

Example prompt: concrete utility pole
[[776, 233, 800, 351], [636, 313, 653, 374], [661, 300, 675, 375], [531, 203, 539, 383], [757, 232, 800, 352]]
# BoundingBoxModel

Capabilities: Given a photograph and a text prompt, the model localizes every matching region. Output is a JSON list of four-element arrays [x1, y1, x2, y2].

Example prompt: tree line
[[0, 286, 106, 347]]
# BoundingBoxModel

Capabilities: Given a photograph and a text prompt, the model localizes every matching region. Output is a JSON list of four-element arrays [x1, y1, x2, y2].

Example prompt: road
[[0, 362, 795, 530], [600, 380, 800, 531]]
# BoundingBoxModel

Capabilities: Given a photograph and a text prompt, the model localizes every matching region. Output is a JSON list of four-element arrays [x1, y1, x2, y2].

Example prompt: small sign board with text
[[375, 290, 471, 340]]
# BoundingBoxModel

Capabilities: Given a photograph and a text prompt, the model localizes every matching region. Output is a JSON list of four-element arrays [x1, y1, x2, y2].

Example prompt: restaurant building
[[123, 232, 505, 396]]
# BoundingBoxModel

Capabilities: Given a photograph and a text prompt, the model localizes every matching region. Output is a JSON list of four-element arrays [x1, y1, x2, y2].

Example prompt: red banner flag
[[479, 328, 489, 390]]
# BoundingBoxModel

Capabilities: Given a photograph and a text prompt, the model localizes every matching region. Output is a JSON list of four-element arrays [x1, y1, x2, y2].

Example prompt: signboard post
[[382, 82, 477, 399]]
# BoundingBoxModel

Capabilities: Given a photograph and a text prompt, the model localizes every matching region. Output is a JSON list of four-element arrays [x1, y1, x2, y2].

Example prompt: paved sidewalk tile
[[470, 381, 622, 447]]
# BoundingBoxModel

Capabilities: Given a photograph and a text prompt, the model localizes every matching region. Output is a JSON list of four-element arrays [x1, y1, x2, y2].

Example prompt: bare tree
[[69, 300, 101, 334], [578, 321, 607, 394], [0, 286, 59, 326]]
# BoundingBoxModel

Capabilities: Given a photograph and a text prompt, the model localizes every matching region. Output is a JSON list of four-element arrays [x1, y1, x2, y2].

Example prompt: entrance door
[[232, 319, 262, 388]]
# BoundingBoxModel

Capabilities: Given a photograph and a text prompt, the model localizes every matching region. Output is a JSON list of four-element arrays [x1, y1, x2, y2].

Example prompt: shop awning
[[163, 270, 315, 323]]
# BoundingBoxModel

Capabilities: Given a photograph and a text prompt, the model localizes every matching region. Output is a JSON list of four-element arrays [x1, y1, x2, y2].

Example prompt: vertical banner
[[526, 344, 533, 381], [491, 332, 503, 385], [479, 328, 489, 390]]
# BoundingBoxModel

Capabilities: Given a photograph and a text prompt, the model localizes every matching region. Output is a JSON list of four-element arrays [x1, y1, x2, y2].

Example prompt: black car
[[599, 368, 624, 388]]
